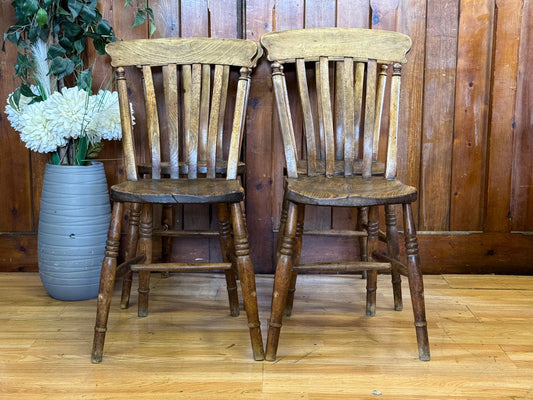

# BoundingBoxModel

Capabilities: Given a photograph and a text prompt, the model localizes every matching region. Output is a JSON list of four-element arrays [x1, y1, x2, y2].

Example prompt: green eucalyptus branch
[[125, 0, 156, 37]]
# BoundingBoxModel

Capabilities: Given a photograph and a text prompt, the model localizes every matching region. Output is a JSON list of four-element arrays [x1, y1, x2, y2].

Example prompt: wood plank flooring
[[1, 272, 532, 399]]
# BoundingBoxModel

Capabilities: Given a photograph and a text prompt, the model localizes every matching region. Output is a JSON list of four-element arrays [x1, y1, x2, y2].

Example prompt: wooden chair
[[260, 28, 430, 361], [91, 37, 265, 363]]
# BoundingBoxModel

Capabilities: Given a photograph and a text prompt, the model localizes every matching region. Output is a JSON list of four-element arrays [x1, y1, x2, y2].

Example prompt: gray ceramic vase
[[38, 162, 111, 301]]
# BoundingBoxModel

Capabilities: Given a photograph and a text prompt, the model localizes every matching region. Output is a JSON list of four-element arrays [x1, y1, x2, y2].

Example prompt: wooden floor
[[1, 272, 532, 399]]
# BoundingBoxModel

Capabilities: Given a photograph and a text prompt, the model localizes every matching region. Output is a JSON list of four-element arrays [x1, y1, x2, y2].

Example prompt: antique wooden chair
[[260, 28, 430, 361], [91, 37, 265, 363]]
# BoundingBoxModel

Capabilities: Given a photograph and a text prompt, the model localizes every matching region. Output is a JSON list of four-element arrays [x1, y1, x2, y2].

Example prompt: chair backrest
[[106, 38, 263, 181], [260, 28, 412, 180]]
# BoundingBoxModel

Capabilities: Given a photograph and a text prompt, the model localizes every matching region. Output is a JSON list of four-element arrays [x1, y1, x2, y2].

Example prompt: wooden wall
[[1, 0, 532, 274]]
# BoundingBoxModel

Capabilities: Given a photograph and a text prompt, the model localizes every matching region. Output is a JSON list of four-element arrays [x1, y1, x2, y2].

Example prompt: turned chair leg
[[357, 207, 369, 281], [120, 203, 141, 309], [403, 203, 430, 361], [365, 206, 379, 317], [266, 201, 299, 361], [160, 204, 175, 279], [92, 202, 124, 363], [217, 203, 240, 317], [230, 202, 265, 361], [137, 203, 153, 318], [385, 204, 403, 311], [284, 203, 304, 317]]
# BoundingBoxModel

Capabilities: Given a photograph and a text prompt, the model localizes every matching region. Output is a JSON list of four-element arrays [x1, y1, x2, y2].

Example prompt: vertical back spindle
[[318, 57, 335, 177], [385, 63, 402, 179], [296, 59, 317, 175], [362, 60, 377, 178], [142, 65, 161, 179], [342, 58, 355, 176], [163, 64, 180, 179]]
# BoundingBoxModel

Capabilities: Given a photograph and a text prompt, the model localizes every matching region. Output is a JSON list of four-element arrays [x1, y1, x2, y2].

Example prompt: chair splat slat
[[362, 60, 377, 178], [207, 64, 225, 178], [272, 63, 298, 178], [386, 63, 402, 179], [116, 67, 137, 180], [315, 62, 326, 161], [318, 57, 335, 177], [217, 65, 230, 158], [142, 65, 161, 179], [199, 64, 211, 163], [342, 58, 355, 176], [353, 62, 365, 161], [182, 64, 192, 174], [188, 63, 202, 179], [373, 64, 389, 162], [227, 67, 251, 180], [335, 61, 344, 161], [162, 64, 180, 179], [296, 59, 317, 175]]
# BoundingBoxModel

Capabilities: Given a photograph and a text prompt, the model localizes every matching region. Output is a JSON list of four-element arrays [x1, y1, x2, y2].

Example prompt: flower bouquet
[[3, 0, 123, 165]]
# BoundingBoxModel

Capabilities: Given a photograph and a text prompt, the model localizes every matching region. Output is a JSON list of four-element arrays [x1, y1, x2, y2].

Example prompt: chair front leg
[[230, 202, 265, 361], [137, 203, 153, 318], [120, 202, 141, 309], [284, 203, 305, 317], [385, 204, 403, 311], [266, 201, 299, 361], [92, 201, 124, 363], [403, 202, 430, 361], [366, 206, 379, 317], [217, 203, 240, 317]]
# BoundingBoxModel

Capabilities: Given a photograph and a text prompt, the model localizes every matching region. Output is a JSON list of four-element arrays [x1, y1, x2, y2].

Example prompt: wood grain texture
[[511, 0, 533, 231], [261, 28, 411, 63], [419, 0, 459, 231], [485, 0, 523, 232], [3, 272, 533, 398], [2, 0, 533, 273], [450, 0, 494, 231]]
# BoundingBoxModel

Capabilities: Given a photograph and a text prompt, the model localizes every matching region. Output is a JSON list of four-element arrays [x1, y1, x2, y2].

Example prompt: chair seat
[[285, 176, 417, 207], [110, 179, 244, 204]]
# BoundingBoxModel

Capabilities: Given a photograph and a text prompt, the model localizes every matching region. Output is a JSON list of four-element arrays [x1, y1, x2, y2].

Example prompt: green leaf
[[77, 68, 92, 91], [3, 30, 21, 46], [86, 142, 104, 159], [80, 5, 97, 23], [67, 0, 83, 18], [48, 56, 75, 78], [47, 44, 66, 58], [75, 136, 88, 165], [132, 9, 146, 28], [36, 8, 48, 27], [92, 38, 106, 55], [16, 52, 33, 69], [73, 38, 86, 54], [10, 88, 22, 107], [58, 36, 73, 51], [19, 84, 35, 98], [62, 21, 83, 38], [17, 0, 39, 18], [96, 20, 112, 36], [124, 0, 134, 8]]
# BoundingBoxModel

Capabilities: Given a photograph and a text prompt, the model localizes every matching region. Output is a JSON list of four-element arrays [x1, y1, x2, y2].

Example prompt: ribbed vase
[[38, 162, 110, 301]]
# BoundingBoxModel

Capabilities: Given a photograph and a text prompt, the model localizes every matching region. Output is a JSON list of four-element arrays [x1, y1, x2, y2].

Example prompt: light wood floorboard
[[1, 272, 532, 399]]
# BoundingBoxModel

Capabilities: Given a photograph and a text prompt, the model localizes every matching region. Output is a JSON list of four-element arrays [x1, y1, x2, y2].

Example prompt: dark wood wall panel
[[1, 0, 532, 273]]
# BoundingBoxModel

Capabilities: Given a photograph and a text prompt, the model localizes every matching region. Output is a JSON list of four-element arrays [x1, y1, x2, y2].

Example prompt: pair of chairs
[[91, 28, 430, 364]]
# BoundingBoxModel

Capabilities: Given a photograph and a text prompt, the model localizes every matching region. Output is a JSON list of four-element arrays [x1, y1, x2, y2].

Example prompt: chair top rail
[[106, 37, 262, 68], [261, 28, 411, 64]]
